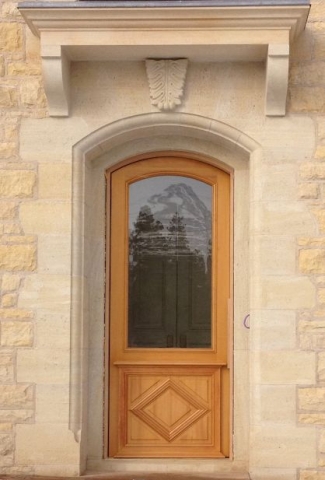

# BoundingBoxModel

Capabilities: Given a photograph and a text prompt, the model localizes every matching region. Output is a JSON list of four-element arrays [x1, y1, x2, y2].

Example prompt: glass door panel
[[128, 176, 212, 348]]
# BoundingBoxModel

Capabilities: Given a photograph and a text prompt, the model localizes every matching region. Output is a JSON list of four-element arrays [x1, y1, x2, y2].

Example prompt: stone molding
[[19, 4, 309, 117], [70, 112, 261, 441], [145, 59, 188, 111]]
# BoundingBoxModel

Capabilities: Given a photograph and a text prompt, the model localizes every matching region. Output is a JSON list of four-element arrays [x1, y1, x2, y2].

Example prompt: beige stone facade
[[2, 0, 325, 478]]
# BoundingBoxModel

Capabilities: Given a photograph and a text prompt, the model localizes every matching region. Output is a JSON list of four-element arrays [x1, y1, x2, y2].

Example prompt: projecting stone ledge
[[19, 2, 309, 117]]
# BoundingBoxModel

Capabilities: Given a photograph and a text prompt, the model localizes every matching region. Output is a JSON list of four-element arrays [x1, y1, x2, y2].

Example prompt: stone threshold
[[0, 474, 250, 480]]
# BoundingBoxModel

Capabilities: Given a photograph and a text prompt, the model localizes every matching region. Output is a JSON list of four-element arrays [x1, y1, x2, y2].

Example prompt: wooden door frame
[[104, 151, 234, 459]]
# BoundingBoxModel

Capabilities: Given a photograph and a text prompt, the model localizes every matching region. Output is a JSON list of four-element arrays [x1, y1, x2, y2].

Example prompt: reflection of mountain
[[147, 183, 211, 258]]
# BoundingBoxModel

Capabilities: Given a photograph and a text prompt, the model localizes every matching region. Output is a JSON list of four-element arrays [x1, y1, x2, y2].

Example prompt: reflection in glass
[[128, 176, 212, 349]]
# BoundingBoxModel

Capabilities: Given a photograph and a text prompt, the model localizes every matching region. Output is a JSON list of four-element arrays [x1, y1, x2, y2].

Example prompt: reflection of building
[[2, 0, 325, 479]]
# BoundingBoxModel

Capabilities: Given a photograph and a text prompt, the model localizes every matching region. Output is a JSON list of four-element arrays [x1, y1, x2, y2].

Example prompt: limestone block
[[0, 434, 13, 466], [38, 235, 71, 275], [0, 244, 36, 271], [36, 384, 69, 423], [0, 142, 16, 158], [299, 414, 325, 425], [17, 348, 69, 384], [301, 163, 325, 180], [259, 276, 315, 309], [1, 322, 33, 347], [289, 87, 325, 113], [0, 410, 33, 423], [252, 385, 296, 425], [0, 171, 35, 197], [15, 424, 79, 465], [299, 238, 325, 247], [248, 468, 296, 480], [299, 388, 325, 411], [299, 249, 325, 274], [300, 332, 325, 350], [34, 464, 80, 477], [0, 202, 16, 220], [18, 274, 70, 314], [250, 425, 317, 468], [254, 203, 315, 236], [0, 385, 33, 409], [257, 236, 295, 275], [291, 28, 313, 63], [299, 183, 320, 199], [0, 23, 22, 52], [39, 163, 72, 199], [1, 293, 17, 308], [35, 313, 70, 349], [20, 202, 71, 234], [256, 351, 315, 385], [253, 310, 296, 350], [7, 62, 41, 76], [313, 210, 325, 234], [1, 274, 20, 292], [0, 351, 14, 383], [0, 309, 32, 320], [25, 28, 40, 62], [0, 87, 17, 107]]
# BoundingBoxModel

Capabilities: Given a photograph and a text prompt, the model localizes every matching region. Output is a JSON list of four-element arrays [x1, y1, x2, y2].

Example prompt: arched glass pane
[[128, 176, 212, 348]]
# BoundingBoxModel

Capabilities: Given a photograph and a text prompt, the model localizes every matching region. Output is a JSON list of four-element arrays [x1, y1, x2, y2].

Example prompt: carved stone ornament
[[146, 59, 188, 111]]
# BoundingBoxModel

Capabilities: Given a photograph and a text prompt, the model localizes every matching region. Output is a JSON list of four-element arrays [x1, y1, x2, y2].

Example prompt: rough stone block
[[299, 414, 325, 425], [300, 471, 325, 480], [299, 388, 325, 411], [0, 309, 32, 320], [0, 142, 16, 158], [0, 410, 33, 423], [289, 86, 325, 113], [0, 352, 14, 383], [0, 23, 22, 52], [0, 202, 16, 220], [0, 385, 33, 409], [0, 244, 36, 271], [7, 62, 41, 76], [1, 322, 33, 347], [1, 294, 17, 308], [0, 87, 17, 108], [20, 79, 47, 108], [0, 171, 36, 198], [1, 275, 20, 292], [299, 183, 320, 199], [299, 249, 325, 274], [0, 434, 13, 466], [301, 164, 325, 180]]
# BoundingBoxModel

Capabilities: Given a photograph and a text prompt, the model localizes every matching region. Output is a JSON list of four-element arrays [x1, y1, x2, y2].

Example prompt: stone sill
[[19, 3, 310, 116]]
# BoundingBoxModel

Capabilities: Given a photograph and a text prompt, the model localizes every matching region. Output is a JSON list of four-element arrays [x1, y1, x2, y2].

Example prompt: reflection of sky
[[129, 176, 211, 228]]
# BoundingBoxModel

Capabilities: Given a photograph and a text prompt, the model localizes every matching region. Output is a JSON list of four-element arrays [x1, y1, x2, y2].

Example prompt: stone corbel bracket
[[146, 59, 188, 111], [19, 2, 310, 117]]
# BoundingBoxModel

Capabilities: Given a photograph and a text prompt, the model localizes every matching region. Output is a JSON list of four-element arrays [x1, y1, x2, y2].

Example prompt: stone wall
[[0, 0, 47, 474], [1, 0, 325, 478]]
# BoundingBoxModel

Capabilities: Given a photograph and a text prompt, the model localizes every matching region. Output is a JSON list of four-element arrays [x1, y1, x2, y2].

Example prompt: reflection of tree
[[128, 202, 212, 348]]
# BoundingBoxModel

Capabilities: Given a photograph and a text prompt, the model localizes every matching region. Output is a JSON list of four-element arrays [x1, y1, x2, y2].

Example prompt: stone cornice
[[19, 4, 310, 116]]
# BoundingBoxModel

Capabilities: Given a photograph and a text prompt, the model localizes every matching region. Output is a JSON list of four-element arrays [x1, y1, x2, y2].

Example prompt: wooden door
[[107, 155, 230, 458]]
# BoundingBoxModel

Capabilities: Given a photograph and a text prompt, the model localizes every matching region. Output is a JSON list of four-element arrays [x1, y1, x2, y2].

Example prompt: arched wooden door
[[107, 155, 230, 458]]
